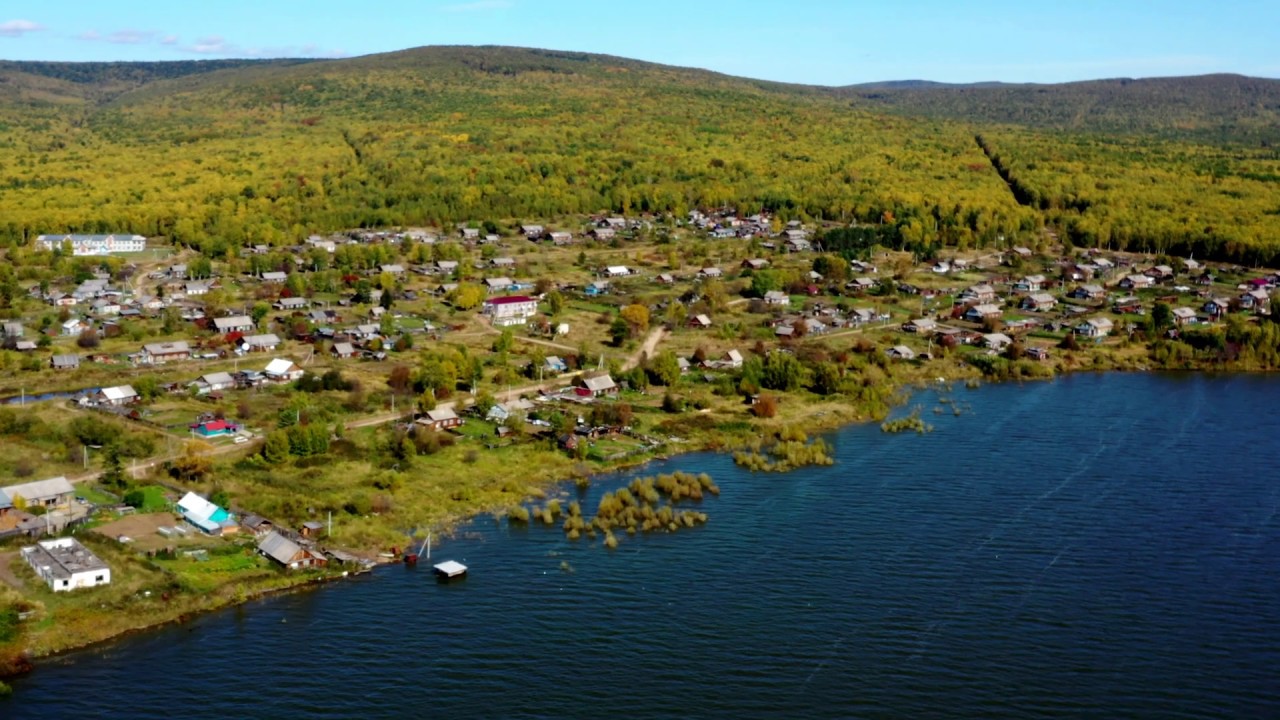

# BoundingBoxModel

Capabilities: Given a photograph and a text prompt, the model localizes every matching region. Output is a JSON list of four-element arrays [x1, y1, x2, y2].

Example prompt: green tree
[[263, 430, 291, 464], [750, 270, 781, 298], [546, 290, 564, 317], [812, 254, 850, 283], [648, 350, 682, 386], [1151, 302, 1173, 333], [473, 389, 497, 417], [100, 444, 127, 490], [251, 301, 271, 326], [448, 283, 486, 311], [609, 317, 631, 346], [810, 362, 843, 396], [762, 351, 805, 391], [493, 328, 514, 353], [620, 303, 650, 336]]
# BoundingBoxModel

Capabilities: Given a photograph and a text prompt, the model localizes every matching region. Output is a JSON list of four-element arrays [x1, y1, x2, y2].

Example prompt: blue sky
[[1, 0, 1276, 85]]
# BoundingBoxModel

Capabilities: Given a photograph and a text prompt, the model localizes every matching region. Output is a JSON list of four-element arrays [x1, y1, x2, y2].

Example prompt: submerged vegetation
[[733, 425, 835, 472], [553, 472, 718, 548], [881, 410, 934, 434]]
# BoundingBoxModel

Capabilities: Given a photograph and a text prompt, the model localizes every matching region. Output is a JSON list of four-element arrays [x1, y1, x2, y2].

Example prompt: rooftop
[[22, 537, 109, 579]]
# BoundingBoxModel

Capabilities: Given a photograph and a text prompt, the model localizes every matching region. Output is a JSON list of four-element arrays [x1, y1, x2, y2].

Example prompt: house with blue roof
[[177, 492, 238, 535]]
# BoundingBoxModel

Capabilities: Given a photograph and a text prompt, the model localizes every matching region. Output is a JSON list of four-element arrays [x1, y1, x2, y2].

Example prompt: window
[[95, 575, 104, 582], [62, 580, 69, 587]]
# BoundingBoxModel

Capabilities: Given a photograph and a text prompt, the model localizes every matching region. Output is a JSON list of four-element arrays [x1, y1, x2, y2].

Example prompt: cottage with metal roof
[[237, 333, 281, 353], [50, 354, 80, 371], [264, 358, 305, 382], [416, 407, 462, 431], [139, 340, 191, 365], [3, 476, 75, 511], [574, 372, 618, 397], [192, 371, 236, 394], [258, 531, 326, 569], [177, 492, 238, 535], [213, 315, 255, 334], [274, 296, 308, 310], [97, 385, 139, 406]]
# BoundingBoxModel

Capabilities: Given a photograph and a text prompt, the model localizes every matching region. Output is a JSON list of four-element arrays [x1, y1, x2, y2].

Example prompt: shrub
[[752, 394, 779, 418]]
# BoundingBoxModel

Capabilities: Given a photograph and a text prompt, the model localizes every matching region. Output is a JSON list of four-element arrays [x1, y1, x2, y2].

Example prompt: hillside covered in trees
[[845, 74, 1280, 145], [0, 46, 1278, 263]]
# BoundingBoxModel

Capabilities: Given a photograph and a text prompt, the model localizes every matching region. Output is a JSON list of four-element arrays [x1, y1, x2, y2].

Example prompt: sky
[[1, 0, 1277, 85]]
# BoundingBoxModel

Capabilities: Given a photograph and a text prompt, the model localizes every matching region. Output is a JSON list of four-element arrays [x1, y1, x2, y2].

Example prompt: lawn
[[127, 485, 171, 512]]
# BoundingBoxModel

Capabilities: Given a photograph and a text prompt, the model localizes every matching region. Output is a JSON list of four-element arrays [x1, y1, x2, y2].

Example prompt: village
[[2, 209, 1277, 662]]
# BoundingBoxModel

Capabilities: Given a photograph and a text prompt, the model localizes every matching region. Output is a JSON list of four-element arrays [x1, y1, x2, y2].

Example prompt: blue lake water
[[5, 372, 1280, 719]]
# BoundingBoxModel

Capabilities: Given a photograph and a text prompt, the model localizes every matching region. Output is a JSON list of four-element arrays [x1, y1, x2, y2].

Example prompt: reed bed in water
[[733, 425, 835, 472], [556, 472, 717, 547]]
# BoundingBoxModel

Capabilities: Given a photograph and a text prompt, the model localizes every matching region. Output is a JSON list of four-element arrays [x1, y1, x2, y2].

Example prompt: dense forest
[[0, 46, 1277, 263], [846, 74, 1280, 146]]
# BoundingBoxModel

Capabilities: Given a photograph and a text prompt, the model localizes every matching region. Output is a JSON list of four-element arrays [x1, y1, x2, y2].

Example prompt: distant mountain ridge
[[0, 47, 1277, 144], [840, 73, 1280, 144]]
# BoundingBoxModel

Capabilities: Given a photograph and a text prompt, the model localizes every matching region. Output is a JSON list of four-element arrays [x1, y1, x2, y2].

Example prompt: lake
[[5, 373, 1280, 719]]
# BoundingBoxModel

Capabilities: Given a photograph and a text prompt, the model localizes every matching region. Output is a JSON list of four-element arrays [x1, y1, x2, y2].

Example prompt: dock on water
[[433, 560, 468, 579]]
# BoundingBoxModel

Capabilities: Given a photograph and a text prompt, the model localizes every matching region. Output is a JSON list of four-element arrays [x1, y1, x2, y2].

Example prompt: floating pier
[[432, 560, 468, 579]]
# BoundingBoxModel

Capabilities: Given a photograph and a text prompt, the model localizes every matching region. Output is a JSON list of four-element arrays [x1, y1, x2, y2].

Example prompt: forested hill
[[0, 58, 307, 105], [1, 46, 1279, 264], [843, 74, 1280, 145]]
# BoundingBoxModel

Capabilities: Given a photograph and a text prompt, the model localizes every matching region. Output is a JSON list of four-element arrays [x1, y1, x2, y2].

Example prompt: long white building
[[37, 234, 147, 256], [21, 537, 112, 592]]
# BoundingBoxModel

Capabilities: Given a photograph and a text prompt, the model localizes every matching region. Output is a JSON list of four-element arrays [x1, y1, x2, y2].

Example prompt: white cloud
[[442, 0, 513, 11], [187, 35, 233, 54], [77, 29, 101, 41], [0, 19, 45, 37], [160, 35, 178, 45]]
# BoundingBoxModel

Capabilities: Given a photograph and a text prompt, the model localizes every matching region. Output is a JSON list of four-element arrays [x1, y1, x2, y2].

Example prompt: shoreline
[[1, 361, 1245, 679], [0, 368, 936, 677]]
